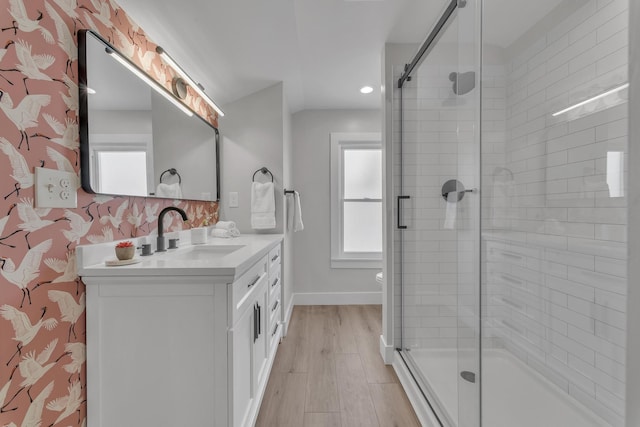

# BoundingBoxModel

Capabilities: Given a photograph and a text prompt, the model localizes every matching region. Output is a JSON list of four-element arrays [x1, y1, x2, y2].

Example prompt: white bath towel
[[251, 182, 276, 229], [287, 191, 304, 232], [156, 183, 182, 198]]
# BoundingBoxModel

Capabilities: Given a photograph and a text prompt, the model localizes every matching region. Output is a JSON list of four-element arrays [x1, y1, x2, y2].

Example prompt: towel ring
[[160, 168, 182, 184], [252, 167, 274, 182]]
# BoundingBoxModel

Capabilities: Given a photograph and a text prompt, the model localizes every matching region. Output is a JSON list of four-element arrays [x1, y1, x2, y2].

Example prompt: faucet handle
[[168, 238, 179, 249], [138, 244, 152, 256]]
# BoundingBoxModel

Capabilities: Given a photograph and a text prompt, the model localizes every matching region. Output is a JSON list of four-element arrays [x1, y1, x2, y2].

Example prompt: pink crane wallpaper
[[0, 0, 220, 425]]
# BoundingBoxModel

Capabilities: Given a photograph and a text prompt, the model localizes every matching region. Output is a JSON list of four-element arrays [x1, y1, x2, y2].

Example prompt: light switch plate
[[229, 192, 239, 208], [34, 167, 78, 208]]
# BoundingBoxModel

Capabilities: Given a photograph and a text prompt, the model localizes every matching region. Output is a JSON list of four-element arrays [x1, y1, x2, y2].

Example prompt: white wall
[[282, 95, 294, 327], [219, 82, 295, 329], [90, 110, 152, 134], [626, 1, 639, 426], [152, 92, 218, 201], [219, 83, 285, 234], [291, 109, 381, 302]]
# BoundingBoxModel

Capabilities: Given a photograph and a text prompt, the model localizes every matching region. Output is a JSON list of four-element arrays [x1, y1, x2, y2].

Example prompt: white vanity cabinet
[[230, 242, 282, 426], [229, 254, 270, 427], [79, 235, 283, 427]]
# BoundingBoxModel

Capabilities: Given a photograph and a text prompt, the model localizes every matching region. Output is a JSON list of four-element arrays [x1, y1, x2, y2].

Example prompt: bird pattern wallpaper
[[0, 0, 220, 425]]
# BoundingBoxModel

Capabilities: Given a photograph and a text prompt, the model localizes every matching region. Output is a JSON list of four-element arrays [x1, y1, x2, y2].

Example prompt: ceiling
[[115, 0, 564, 113]]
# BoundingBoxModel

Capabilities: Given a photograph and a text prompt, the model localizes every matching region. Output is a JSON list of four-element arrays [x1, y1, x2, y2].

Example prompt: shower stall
[[390, 0, 629, 426]]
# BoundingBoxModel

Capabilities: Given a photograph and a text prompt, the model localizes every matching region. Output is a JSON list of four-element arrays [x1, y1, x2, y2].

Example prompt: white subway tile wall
[[393, 0, 628, 425], [483, 0, 628, 425]]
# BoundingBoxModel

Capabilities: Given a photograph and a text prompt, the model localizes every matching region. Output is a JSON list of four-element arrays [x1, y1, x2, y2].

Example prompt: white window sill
[[331, 258, 382, 269]]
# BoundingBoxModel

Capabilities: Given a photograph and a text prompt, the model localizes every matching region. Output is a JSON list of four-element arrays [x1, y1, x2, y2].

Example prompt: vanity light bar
[[156, 46, 225, 117], [106, 49, 194, 118], [552, 83, 629, 117]]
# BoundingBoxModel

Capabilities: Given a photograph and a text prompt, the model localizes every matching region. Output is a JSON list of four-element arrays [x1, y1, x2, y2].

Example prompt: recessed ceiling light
[[360, 86, 373, 94]]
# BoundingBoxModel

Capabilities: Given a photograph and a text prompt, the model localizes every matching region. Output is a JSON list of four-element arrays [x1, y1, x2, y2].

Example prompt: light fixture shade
[[106, 49, 194, 117], [156, 46, 225, 117], [172, 77, 188, 100]]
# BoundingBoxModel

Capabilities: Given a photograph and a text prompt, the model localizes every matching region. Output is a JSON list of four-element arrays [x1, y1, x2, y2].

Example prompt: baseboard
[[379, 334, 395, 364], [292, 291, 382, 305], [393, 351, 442, 427], [282, 296, 295, 337]]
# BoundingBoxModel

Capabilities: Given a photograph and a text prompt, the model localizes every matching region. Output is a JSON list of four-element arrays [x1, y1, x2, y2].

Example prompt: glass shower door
[[399, 2, 480, 426]]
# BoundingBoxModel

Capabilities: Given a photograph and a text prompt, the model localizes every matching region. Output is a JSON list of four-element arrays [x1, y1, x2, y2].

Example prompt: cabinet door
[[230, 304, 253, 427], [252, 284, 268, 394]]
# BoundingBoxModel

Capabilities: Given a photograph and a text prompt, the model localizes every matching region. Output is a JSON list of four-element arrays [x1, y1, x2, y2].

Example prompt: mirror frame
[[77, 29, 220, 202]]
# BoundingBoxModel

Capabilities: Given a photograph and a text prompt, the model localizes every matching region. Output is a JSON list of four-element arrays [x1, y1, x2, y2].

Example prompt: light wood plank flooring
[[256, 305, 420, 427]]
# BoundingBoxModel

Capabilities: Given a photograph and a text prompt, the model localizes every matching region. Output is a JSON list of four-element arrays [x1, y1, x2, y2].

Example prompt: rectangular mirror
[[78, 30, 220, 201]]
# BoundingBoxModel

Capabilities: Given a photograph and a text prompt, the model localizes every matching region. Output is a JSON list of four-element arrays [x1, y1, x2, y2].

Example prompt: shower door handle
[[397, 196, 410, 229]]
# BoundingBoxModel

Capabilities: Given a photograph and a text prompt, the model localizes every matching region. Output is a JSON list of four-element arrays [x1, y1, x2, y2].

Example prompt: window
[[89, 133, 153, 197], [330, 132, 382, 268], [96, 151, 148, 196]]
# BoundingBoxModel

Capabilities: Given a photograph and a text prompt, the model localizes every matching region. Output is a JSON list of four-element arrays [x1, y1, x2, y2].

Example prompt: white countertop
[[77, 232, 283, 282]]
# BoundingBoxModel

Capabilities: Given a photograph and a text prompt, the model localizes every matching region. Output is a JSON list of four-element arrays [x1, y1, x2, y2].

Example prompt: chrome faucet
[[156, 206, 188, 252]]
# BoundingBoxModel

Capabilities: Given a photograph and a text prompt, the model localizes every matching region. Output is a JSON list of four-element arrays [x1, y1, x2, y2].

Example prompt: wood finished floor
[[256, 305, 420, 427]]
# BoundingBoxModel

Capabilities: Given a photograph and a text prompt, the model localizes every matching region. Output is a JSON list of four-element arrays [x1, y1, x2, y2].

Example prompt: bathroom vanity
[[77, 234, 283, 427]]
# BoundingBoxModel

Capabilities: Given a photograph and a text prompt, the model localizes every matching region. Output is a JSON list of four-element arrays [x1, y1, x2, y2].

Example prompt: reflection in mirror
[[79, 30, 220, 201]]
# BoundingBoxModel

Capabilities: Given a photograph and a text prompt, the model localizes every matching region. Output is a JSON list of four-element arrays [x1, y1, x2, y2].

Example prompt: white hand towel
[[287, 191, 304, 232], [211, 228, 233, 238], [251, 182, 276, 229], [215, 221, 237, 230], [212, 221, 241, 237], [156, 183, 182, 198], [443, 191, 457, 229]]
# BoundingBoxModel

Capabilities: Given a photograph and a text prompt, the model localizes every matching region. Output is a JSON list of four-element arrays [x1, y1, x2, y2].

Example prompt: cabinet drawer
[[268, 245, 281, 276], [268, 320, 281, 351], [269, 269, 281, 298], [269, 295, 280, 327], [232, 256, 268, 320]]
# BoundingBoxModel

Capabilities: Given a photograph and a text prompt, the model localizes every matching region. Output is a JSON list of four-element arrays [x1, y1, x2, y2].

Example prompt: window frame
[[330, 132, 382, 269]]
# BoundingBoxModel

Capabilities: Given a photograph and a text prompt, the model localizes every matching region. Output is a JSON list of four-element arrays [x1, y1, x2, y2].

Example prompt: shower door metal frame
[[397, 0, 460, 89]]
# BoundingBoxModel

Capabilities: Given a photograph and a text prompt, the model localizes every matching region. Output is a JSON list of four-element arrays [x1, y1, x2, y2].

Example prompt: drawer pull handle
[[271, 323, 279, 337], [271, 254, 279, 262], [248, 275, 260, 288], [271, 277, 279, 288], [272, 300, 279, 312], [253, 304, 258, 343], [257, 303, 261, 336]]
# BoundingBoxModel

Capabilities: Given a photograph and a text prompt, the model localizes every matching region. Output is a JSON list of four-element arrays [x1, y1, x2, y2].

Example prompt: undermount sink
[[169, 244, 246, 260]]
